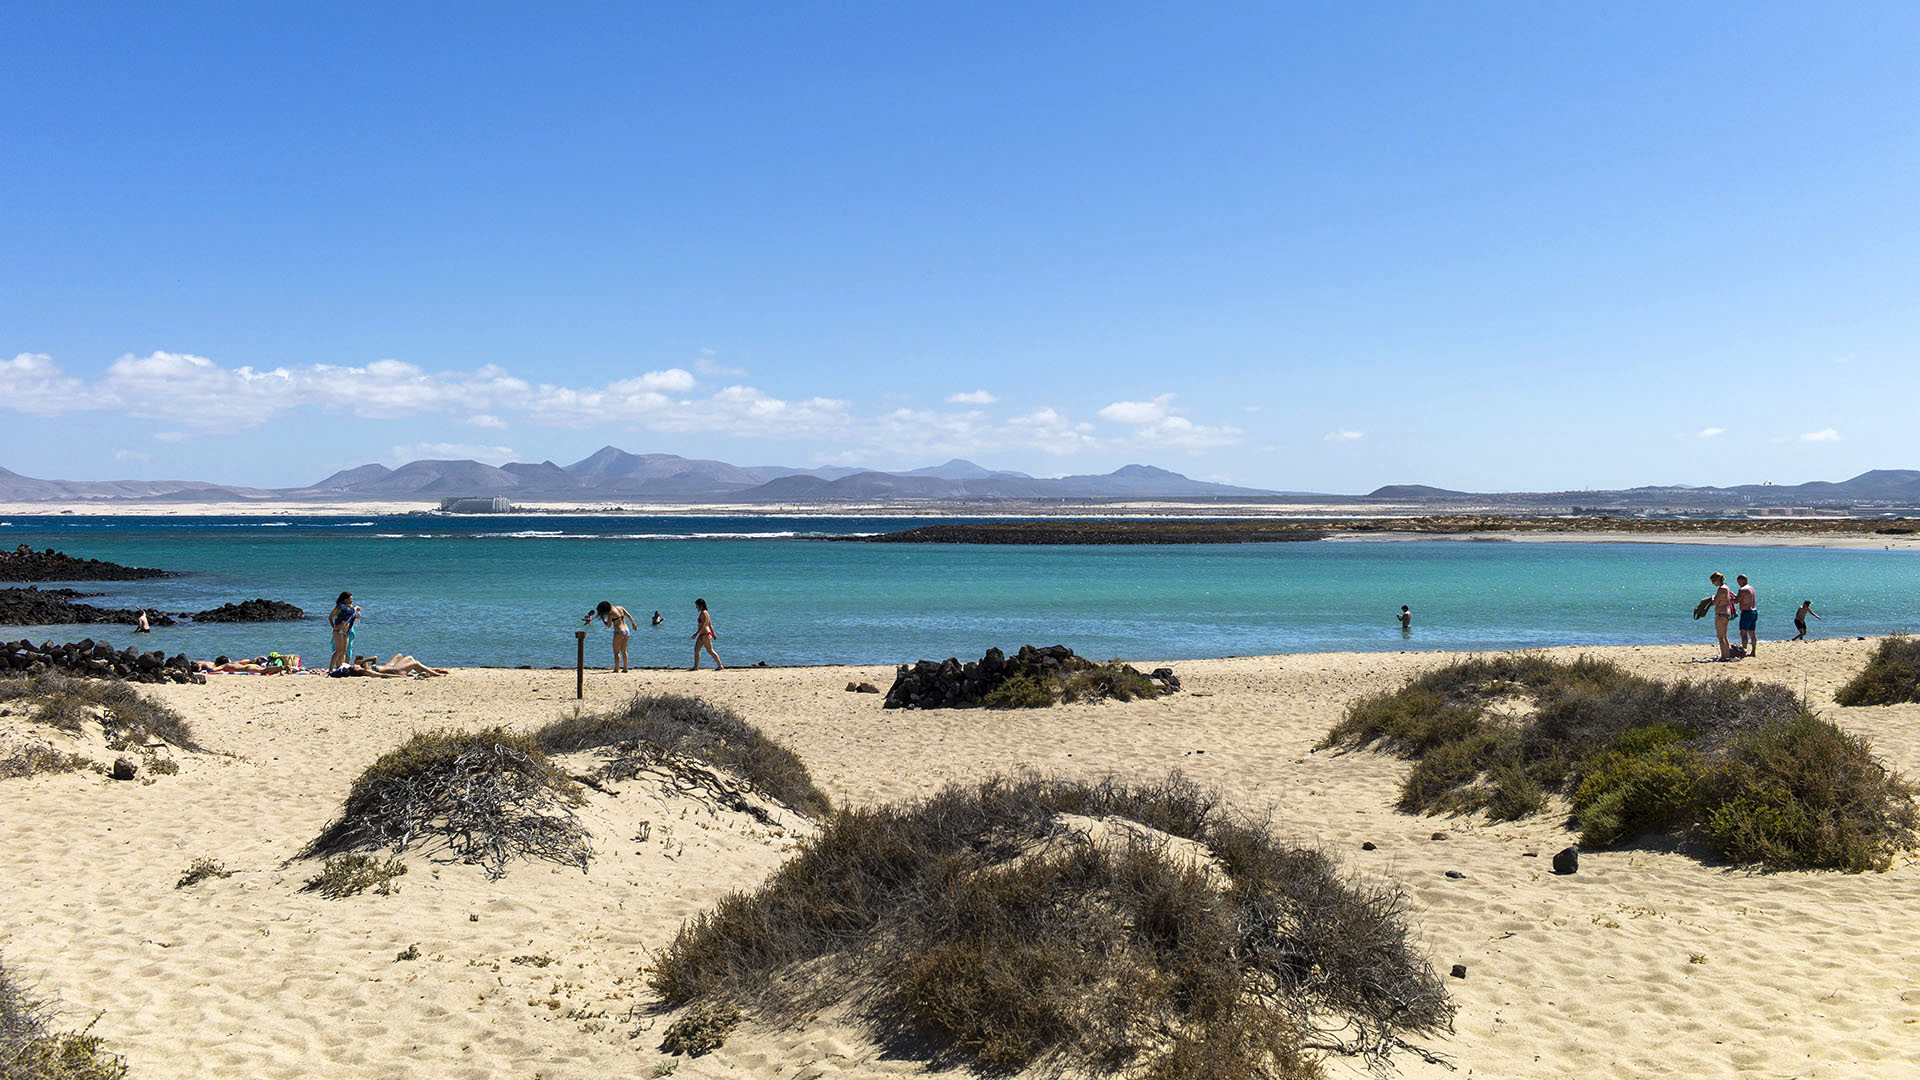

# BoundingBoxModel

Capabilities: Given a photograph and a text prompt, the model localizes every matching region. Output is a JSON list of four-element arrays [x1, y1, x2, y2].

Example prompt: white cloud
[[1136, 415, 1243, 449], [113, 449, 149, 462], [1697, 427, 1725, 439], [1324, 429, 1365, 443], [1, 353, 88, 414], [0, 352, 831, 438], [386, 442, 519, 465], [1800, 428, 1841, 443], [8, 351, 1246, 462], [1098, 394, 1175, 425], [694, 352, 747, 377]]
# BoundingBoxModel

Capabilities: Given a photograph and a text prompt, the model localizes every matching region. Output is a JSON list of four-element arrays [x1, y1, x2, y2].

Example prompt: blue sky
[[4, 3, 1916, 492]]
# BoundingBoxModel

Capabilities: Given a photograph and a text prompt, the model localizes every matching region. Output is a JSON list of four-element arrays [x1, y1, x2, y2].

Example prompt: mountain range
[[3, 453, 1918, 507], [0, 449, 1272, 503]]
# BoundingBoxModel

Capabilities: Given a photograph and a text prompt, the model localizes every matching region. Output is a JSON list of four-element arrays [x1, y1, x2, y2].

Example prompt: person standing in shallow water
[[691, 598, 723, 670], [1794, 599, 1821, 640], [1397, 605, 1412, 631]]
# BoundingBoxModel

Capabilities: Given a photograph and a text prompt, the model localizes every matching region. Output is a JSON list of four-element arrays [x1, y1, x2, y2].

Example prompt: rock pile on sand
[[1, 638, 205, 683], [884, 644, 1179, 708]]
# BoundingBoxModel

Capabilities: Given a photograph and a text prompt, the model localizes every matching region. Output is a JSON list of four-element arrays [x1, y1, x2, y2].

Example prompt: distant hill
[[1367, 484, 1470, 499], [8, 455, 1918, 508]]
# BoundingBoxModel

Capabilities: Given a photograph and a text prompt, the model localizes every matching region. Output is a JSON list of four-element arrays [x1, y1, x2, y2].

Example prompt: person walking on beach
[[1794, 600, 1822, 640], [329, 591, 361, 670], [691, 598, 723, 670], [1736, 574, 1759, 657], [1397, 605, 1412, 631], [583, 600, 637, 672], [1705, 573, 1734, 660]]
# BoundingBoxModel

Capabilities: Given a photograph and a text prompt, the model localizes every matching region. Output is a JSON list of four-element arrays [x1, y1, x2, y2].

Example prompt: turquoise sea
[[3, 515, 1917, 669]]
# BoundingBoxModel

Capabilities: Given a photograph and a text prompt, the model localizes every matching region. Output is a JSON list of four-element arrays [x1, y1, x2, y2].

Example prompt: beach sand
[[3, 637, 1917, 1078]]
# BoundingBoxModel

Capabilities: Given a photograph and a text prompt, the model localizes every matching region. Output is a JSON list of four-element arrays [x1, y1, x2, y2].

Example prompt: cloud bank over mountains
[[3, 351, 1247, 465]]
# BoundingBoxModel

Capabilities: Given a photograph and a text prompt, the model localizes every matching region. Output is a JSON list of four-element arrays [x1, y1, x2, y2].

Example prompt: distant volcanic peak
[[1367, 484, 1470, 499]]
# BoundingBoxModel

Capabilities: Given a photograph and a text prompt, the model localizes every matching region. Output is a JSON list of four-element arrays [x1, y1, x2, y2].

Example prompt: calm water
[[3, 515, 1917, 668]]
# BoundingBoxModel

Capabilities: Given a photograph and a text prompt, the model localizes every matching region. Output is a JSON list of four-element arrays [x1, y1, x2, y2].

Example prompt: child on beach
[[584, 601, 637, 672], [1794, 600, 1822, 640], [691, 598, 723, 670]]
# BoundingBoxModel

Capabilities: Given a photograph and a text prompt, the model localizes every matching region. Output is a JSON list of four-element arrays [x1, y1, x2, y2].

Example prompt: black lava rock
[[0, 588, 178, 627], [188, 599, 304, 622], [0, 546, 170, 582], [0, 637, 205, 684], [1552, 846, 1579, 875]]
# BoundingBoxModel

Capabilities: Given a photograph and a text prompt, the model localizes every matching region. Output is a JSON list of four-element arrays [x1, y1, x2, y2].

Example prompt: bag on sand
[[1692, 597, 1714, 620]]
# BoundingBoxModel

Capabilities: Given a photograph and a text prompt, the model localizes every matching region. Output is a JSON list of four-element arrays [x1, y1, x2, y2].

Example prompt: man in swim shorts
[[1735, 574, 1759, 657]]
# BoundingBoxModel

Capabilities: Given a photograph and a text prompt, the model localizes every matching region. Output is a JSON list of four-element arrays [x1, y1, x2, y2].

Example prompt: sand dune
[[3, 636, 1916, 1078]]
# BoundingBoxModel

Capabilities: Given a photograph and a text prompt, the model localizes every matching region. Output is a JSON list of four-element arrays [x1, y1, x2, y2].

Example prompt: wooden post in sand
[[575, 630, 586, 699]]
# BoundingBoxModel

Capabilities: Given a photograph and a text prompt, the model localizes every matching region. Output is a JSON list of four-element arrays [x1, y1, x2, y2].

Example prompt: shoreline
[[5, 502, 1918, 551]]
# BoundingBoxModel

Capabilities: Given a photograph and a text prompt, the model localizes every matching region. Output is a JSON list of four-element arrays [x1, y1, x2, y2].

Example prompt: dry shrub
[[0, 745, 96, 782], [0, 673, 198, 750], [984, 661, 1168, 709], [650, 773, 1452, 1078], [659, 1000, 742, 1057], [1323, 654, 1919, 871], [303, 854, 407, 898], [534, 694, 829, 818], [1834, 635, 1920, 706], [0, 953, 126, 1080], [175, 858, 233, 889], [302, 728, 589, 878]]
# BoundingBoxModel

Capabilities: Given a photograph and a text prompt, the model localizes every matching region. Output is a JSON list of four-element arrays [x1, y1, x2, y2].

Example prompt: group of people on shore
[[584, 598, 721, 671], [1701, 573, 1821, 661]]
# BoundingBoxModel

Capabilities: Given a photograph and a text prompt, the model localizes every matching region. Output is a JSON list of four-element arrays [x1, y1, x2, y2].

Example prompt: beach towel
[[1692, 597, 1714, 620]]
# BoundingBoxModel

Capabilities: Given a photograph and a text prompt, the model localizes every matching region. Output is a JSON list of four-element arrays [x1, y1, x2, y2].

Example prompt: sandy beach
[[4, 637, 1917, 1078]]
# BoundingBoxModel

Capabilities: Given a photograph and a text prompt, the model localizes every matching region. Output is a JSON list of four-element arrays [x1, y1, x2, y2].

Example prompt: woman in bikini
[[691, 597, 722, 670], [584, 600, 637, 672], [1707, 572, 1734, 660]]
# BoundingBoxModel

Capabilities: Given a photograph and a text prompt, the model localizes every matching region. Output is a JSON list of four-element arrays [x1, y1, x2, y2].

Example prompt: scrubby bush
[[0, 953, 126, 1079], [303, 854, 407, 898], [1834, 635, 1920, 706], [1323, 655, 1919, 871], [979, 674, 1054, 709], [650, 773, 1452, 1079], [1699, 715, 1919, 872], [534, 694, 829, 818], [302, 728, 588, 878], [175, 858, 233, 889], [0, 673, 197, 750], [1061, 661, 1162, 703], [0, 745, 96, 782], [659, 1000, 742, 1057]]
